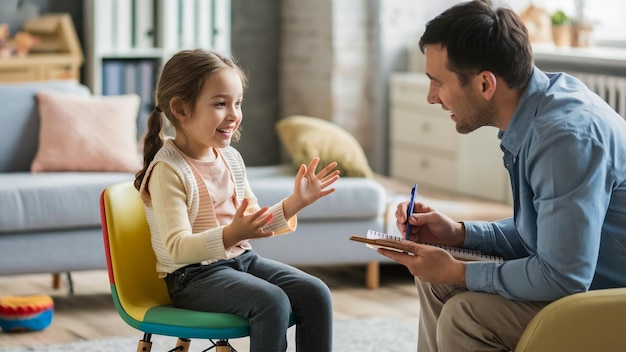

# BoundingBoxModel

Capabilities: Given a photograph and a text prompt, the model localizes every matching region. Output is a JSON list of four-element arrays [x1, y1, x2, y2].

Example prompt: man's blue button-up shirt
[[464, 68, 626, 301]]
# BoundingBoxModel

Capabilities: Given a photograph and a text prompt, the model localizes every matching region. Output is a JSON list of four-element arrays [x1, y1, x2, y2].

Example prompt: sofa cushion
[[276, 115, 375, 178], [0, 173, 134, 232], [31, 91, 142, 172], [247, 165, 386, 220], [0, 80, 91, 172]]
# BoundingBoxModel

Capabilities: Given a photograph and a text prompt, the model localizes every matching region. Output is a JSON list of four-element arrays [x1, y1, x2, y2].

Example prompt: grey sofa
[[0, 80, 390, 291], [0, 80, 133, 281]]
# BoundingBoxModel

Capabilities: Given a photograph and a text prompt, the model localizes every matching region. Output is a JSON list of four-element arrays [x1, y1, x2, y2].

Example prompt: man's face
[[423, 44, 495, 134]]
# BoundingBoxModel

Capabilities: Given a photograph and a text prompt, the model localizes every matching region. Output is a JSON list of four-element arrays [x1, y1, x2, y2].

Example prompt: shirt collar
[[498, 67, 550, 157]]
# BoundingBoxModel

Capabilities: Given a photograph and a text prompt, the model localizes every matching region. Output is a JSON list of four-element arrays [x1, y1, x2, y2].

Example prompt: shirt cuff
[[463, 220, 496, 251], [264, 201, 297, 235], [466, 261, 498, 293], [202, 228, 229, 260]]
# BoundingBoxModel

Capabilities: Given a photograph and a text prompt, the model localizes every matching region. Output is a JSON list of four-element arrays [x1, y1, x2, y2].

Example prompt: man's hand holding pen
[[396, 195, 466, 249], [373, 184, 468, 285]]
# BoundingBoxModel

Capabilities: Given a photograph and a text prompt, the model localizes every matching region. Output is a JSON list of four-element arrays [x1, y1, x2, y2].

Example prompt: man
[[378, 1, 626, 351]]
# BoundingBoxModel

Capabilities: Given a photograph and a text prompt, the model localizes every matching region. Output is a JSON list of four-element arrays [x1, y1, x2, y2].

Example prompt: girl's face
[[177, 68, 244, 159]]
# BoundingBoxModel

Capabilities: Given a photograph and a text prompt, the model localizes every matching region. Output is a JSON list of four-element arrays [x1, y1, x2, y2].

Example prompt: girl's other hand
[[223, 198, 274, 247]]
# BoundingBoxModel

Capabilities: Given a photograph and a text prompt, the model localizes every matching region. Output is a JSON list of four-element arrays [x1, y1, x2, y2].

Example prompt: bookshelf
[[83, 0, 231, 134]]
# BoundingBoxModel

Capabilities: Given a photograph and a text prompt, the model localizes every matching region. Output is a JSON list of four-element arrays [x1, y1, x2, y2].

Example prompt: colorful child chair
[[100, 181, 259, 352]]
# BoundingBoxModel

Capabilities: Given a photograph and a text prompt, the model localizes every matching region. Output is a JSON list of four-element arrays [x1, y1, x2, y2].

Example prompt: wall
[[231, 0, 282, 166], [280, 0, 372, 164], [373, 1, 453, 173], [280, 0, 454, 174]]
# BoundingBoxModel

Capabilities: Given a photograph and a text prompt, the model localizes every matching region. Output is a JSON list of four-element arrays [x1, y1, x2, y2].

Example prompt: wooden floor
[[0, 264, 420, 350]]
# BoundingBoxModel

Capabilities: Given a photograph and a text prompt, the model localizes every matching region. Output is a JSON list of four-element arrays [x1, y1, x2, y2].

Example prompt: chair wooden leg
[[136, 340, 152, 352], [215, 340, 233, 352], [137, 333, 153, 352], [366, 261, 380, 289], [175, 338, 190, 352]]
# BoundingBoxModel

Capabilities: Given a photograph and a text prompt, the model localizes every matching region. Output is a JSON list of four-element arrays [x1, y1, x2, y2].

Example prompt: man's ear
[[478, 71, 497, 100], [169, 97, 189, 122]]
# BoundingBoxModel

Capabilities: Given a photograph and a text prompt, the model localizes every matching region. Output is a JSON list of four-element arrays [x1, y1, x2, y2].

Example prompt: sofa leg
[[52, 273, 61, 289], [51, 272, 74, 294], [366, 261, 380, 289]]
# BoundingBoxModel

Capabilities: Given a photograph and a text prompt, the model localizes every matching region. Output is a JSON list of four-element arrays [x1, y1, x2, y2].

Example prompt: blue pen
[[405, 184, 418, 240]]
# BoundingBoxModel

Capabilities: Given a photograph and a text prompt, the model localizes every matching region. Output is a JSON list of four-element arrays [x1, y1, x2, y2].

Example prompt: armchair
[[515, 288, 626, 351]]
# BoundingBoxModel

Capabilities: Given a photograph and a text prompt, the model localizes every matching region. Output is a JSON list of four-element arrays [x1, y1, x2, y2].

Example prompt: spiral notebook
[[350, 230, 503, 263]]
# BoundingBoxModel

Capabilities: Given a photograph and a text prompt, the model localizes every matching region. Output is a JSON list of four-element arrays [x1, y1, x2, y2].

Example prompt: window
[[540, 0, 626, 46]]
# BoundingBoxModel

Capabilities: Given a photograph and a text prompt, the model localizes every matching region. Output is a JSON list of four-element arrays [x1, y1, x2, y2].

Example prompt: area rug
[[0, 317, 417, 352]]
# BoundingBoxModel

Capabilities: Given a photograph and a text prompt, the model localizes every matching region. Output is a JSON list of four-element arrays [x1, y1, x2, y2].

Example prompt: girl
[[134, 49, 339, 351]]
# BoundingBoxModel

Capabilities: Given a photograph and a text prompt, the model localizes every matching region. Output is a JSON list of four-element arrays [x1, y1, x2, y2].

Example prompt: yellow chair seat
[[515, 287, 626, 351]]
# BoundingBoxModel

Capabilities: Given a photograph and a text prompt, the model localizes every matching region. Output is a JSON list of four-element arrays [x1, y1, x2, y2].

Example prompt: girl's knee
[[253, 284, 291, 311], [302, 276, 332, 303]]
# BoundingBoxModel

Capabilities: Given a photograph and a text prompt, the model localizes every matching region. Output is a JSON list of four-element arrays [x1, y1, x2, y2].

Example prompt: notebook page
[[366, 230, 503, 263]]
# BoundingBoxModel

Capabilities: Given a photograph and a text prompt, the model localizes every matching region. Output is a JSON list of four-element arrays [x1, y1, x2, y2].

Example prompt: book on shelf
[[350, 230, 503, 263], [124, 61, 138, 97], [133, 0, 155, 49], [180, 0, 197, 48], [160, 0, 179, 50], [113, 0, 133, 51], [102, 60, 125, 96], [93, 0, 113, 53], [137, 60, 156, 137], [196, 0, 212, 48], [212, 0, 231, 55]]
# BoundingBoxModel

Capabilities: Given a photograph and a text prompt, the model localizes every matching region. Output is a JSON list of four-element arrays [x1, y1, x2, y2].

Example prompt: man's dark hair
[[419, 0, 533, 90]]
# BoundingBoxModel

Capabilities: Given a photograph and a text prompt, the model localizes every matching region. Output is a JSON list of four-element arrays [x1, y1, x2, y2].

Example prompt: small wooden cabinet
[[389, 72, 511, 203], [0, 14, 83, 83], [0, 54, 80, 81]]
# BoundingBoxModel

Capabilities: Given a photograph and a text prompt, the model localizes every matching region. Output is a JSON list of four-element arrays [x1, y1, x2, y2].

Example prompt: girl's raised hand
[[284, 157, 340, 219]]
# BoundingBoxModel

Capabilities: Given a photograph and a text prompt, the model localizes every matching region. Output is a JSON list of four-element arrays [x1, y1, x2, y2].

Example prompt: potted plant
[[550, 9, 572, 47]]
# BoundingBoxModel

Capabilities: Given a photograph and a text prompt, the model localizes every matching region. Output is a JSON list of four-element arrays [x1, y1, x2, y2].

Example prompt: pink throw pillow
[[31, 90, 142, 172]]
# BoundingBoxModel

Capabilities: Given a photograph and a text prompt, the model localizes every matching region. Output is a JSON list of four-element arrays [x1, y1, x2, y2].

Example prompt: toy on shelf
[[0, 23, 41, 57], [0, 14, 83, 82], [11, 31, 40, 56]]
